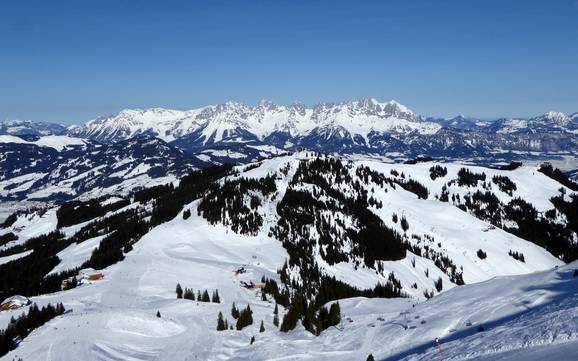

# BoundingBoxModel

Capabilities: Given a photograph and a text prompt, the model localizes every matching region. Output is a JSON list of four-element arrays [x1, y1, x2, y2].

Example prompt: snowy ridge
[[68, 99, 441, 144], [0, 135, 88, 151], [0, 153, 576, 360]]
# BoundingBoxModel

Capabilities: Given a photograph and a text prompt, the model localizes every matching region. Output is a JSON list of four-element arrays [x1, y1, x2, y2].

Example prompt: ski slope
[[0, 154, 576, 360]]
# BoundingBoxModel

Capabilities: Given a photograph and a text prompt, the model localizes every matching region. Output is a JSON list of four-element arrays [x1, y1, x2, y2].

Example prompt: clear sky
[[1, 0, 577, 124]]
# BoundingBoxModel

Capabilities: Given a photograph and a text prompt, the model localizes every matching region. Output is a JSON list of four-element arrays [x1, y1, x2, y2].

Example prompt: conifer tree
[[235, 305, 254, 330], [434, 277, 443, 292], [328, 302, 341, 326], [156, 311, 161, 318], [197, 290, 202, 301], [231, 302, 239, 319], [176, 283, 183, 299], [250, 336, 255, 345], [217, 312, 226, 331], [184, 288, 195, 300], [367, 354, 375, 361], [273, 303, 278, 315], [212, 290, 221, 303], [273, 314, 279, 327], [259, 320, 265, 332], [202, 290, 211, 302]]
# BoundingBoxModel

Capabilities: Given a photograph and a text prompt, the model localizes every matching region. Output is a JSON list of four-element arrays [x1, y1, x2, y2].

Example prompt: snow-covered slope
[[0, 134, 88, 151], [0, 135, 202, 202], [0, 154, 576, 360]]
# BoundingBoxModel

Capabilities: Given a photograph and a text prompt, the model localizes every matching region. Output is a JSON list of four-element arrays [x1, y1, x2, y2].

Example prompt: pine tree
[[273, 314, 279, 327], [366, 354, 375, 361], [273, 303, 278, 315], [156, 311, 161, 318], [184, 288, 194, 300], [217, 312, 226, 331], [202, 290, 211, 302], [250, 336, 255, 345], [212, 290, 221, 303], [434, 277, 443, 292], [261, 291, 267, 301], [176, 283, 183, 299], [328, 302, 341, 326], [231, 302, 239, 319], [197, 290, 202, 301], [259, 320, 265, 332]]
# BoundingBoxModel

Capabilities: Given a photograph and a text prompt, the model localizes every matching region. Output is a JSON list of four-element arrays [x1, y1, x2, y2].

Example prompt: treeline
[[56, 197, 130, 228], [1, 165, 234, 303], [175, 283, 220, 303], [0, 231, 73, 301], [149, 165, 232, 227], [429, 165, 447, 180], [260, 274, 405, 335], [504, 197, 578, 263], [492, 175, 517, 195], [538, 163, 578, 191], [0, 232, 17, 248], [0, 303, 65, 357], [198, 175, 277, 236], [457, 168, 486, 187], [405, 238, 465, 285]]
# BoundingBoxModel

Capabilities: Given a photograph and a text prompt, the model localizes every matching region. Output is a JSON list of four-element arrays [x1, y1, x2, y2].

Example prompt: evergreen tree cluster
[[0, 232, 17, 248], [429, 165, 448, 180], [176, 283, 219, 303], [277, 274, 405, 334], [149, 164, 233, 227], [1, 165, 233, 303], [492, 175, 517, 195], [394, 178, 429, 200], [505, 197, 578, 262], [56, 197, 129, 228], [498, 162, 522, 171], [133, 183, 174, 204], [272, 158, 407, 278], [440, 180, 578, 263], [0, 231, 75, 301], [404, 240, 464, 285], [404, 156, 433, 164], [538, 163, 578, 191], [457, 168, 487, 187], [508, 250, 525, 262], [198, 175, 277, 236], [0, 303, 65, 357], [232, 304, 253, 330], [477, 249, 487, 259]]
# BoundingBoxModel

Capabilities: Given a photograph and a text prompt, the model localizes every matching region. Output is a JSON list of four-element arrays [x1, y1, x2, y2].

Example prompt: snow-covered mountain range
[[0, 153, 577, 360], [67, 99, 439, 143], [1, 99, 576, 202]]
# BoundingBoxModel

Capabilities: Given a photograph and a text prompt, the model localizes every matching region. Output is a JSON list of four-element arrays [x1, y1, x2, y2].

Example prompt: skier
[[434, 337, 444, 360]]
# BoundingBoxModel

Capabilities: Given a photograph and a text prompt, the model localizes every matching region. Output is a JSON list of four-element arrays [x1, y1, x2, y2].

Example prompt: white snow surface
[[0, 135, 87, 151], [0, 154, 576, 360], [70, 99, 442, 143]]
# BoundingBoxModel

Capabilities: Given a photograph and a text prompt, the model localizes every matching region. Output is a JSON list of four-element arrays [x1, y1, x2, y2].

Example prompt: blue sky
[[1, 0, 577, 124]]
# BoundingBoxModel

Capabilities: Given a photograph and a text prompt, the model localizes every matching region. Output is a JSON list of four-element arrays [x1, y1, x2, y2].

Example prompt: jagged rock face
[[63, 99, 577, 156]]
